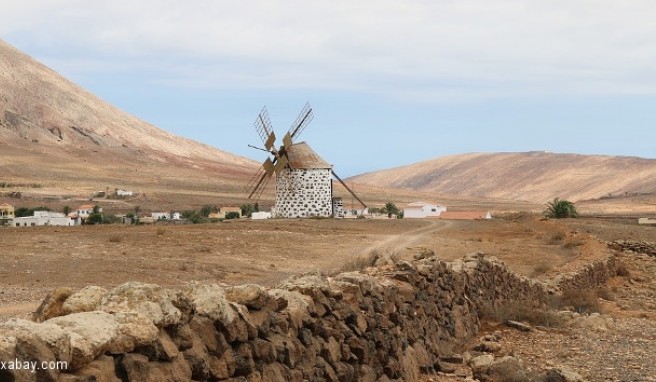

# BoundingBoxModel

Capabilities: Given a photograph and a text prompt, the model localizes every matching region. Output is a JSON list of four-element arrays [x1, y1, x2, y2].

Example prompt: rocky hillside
[[0, 39, 257, 203], [349, 152, 656, 203]]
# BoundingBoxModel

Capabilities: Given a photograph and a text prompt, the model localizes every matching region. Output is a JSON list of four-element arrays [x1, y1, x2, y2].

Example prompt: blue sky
[[3, 1, 656, 176]]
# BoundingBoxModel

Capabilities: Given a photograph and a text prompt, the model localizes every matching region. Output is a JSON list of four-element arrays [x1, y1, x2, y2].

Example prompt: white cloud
[[3, 0, 656, 98]]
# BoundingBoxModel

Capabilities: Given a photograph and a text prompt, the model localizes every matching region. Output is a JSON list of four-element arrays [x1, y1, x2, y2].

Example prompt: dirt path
[[0, 301, 39, 321], [361, 219, 452, 256]]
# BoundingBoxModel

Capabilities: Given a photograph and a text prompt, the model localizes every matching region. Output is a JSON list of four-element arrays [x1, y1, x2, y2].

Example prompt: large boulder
[[181, 283, 236, 326], [47, 311, 120, 370], [63, 286, 108, 315], [100, 282, 182, 327], [108, 312, 159, 354], [32, 287, 73, 322], [224, 284, 270, 310]]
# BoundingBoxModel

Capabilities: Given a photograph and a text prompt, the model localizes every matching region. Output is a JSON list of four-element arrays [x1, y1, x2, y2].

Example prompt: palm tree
[[384, 202, 399, 218], [545, 198, 578, 219]]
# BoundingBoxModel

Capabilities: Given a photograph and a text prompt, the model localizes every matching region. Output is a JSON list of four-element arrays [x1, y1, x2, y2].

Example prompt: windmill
[[246, 103, 366, 218]]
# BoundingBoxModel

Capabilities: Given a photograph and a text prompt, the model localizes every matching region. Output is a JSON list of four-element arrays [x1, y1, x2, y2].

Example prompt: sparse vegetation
[[559, 288, 603, 314], [562, 237, 586, 249], [156, 228, 166, 236], [225, 211, 240, 220], [531, 263, 552, 277], [383, 202, 399, 218], [615, 262, 631, 277], [547, 231, 565, 244], [544, 197, 578, 219], [108, 234, 122, 243], [332, 248, 400, 275], [479, 300, 565, 328]]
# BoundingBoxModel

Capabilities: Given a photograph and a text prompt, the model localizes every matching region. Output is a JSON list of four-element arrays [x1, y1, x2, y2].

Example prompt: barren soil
[[1, 216, 655, 381]]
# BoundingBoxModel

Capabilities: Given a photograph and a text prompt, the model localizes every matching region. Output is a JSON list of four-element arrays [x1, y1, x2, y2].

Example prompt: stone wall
[[0, 253, 617, 382], [275, 168, 332, 218]]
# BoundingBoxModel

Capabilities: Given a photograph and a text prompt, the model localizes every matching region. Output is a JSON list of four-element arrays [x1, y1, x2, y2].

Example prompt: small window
[[431, 208, 436, 212]]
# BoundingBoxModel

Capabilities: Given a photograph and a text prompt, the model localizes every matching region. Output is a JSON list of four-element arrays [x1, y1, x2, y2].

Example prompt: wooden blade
[[274, 155, 289, 175], [287, 102, 313, 141]]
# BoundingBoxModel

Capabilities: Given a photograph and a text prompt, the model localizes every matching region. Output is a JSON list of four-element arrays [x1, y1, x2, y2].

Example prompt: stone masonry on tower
[[274, 142, 333, 218]]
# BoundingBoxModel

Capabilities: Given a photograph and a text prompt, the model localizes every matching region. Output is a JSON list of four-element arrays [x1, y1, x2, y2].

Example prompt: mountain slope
[[348, 152, 656, 203], [0, 39, 260, 208]]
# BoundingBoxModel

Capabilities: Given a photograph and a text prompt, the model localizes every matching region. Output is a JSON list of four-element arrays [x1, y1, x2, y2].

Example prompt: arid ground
[[1, 216, 655, 380]]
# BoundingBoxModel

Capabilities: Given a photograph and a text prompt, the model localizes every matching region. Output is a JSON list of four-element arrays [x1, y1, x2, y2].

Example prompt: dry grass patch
[[547, 231, 565, 245], [615, 262, 631, 277], [479, 300, 565, 328], [558, 288, 603, 314], [333, 248, 400, 275], [156, 227, 166, 236], [531, 263, 552, 277], [108, 234, 123, 243]]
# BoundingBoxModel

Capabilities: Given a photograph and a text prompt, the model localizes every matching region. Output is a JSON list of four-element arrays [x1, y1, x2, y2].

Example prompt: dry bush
[[559, 288, 603, 314], [615, 262, 631, 277], [531, 263, 552, 277], [562, 238, 585, 249], [108, 234, 122, 243], [479, 300, 564, 328], [496, 211, 532, 222], [156, 227, 166, 236], [547, 231, 565, 245], [596, 286, 615, 301], [333, 248, 399, 275]]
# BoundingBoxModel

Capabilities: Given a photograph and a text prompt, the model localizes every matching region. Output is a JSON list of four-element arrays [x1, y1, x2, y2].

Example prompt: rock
[[65, 354, 121, 382], [504, 319, 532, 332], [1, 318, 72, 365], [108, 312, 159, 354], [474, 356, 527, 382], [544, 366, 587, 382], [469, 354, 495, 370], [62, 286, 108, 315], [225, 284, 270, 310], [33, 287, 73, 322], [474, 340, 502, 353], [119, 352, 192, 382], [100, 282, 182, 327], [47, 311, 120, 370], [181, 282, 235, 326]]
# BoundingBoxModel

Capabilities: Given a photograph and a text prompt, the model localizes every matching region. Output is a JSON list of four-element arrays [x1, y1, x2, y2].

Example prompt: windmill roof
[[286, 142, 332, 169]]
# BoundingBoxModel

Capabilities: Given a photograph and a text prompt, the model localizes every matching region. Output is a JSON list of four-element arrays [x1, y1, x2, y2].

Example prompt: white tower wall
[[275, 168, 333, 218]]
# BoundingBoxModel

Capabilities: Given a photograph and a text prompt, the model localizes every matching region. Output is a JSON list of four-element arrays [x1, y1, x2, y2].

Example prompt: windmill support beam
[[331, 169, 367, 209]]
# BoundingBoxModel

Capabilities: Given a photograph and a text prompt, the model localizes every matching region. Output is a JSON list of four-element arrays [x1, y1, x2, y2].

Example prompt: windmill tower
[[246, 103, 366, 218]]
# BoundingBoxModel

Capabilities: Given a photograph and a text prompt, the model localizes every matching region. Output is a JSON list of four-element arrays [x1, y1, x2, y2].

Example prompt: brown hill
[[0, 39, 261, 210], [348, 151, 656, 204]]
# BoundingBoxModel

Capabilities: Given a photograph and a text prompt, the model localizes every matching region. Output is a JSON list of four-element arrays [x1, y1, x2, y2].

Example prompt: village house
[[68, 204, 102, 225], [116, 189, 134, 197], [12, 211, 74, 227], [403, 201, 447, 219], [0, 203, 15, 219]]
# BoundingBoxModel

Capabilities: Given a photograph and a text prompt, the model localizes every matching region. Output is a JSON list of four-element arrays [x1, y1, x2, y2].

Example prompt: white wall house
[[70, 204, 102, 225], [152, 212, 171, 220], [403, 201, 447, 219], [13, 211, 74, 227], [116, 189, 134, 196], [251, 211, 272, 220]]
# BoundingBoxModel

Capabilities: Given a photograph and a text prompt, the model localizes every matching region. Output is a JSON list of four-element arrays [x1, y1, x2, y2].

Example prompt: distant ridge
[[348, 152, 656, 203]]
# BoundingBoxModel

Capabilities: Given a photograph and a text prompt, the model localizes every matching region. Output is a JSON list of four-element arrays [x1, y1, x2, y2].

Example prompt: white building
[[403, 201, 447, 219], [152, 212, 171, 220], [69, 204, 102, 225], [251, 211, 272, 220], [274, 142, 334, 218], [13, 211, 74, 227], [116, 189, 134, 197]]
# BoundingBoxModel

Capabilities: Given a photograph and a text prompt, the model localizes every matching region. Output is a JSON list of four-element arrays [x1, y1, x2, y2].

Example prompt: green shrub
[[544, 198, 578, 219], [225, 211, 241, 220]]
